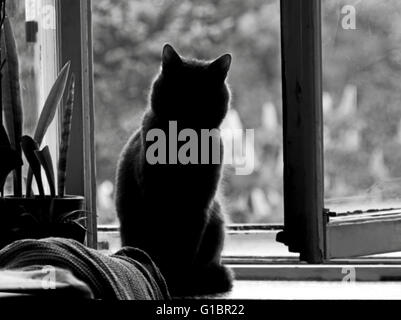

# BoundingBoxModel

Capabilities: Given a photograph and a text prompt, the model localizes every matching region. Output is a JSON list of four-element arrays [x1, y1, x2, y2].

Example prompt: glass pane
[[323, 0, 401, 212], [3, 1, 39, 195], [93, 0, 283, 226]]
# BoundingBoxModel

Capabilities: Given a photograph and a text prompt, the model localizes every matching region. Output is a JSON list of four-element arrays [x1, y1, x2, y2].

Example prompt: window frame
[[15, 0, 97, 246], [57, 0, 97, 248], [277, 0, 325, 263], [279, 0, 401, 262], [61, 0, 401, 271], [97, 224, 401, 281]]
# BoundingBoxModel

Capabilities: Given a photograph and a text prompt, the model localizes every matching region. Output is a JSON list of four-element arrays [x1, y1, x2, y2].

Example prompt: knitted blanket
[[0, 238, 170, 300]]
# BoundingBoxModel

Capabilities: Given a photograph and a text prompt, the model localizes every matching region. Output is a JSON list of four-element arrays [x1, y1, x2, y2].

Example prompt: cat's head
[[150, 44, 232, 129]]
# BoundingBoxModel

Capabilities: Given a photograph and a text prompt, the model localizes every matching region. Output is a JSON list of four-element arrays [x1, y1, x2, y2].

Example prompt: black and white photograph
[[0, 0, 400, 315]]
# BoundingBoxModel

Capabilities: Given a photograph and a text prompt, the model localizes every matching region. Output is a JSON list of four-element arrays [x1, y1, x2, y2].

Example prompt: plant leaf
[[1, 17, 24, 196], [34, 61, 71, 144], [0, 122, 11, 148], [58, 73, 75, 197], [26, 61, 71, 196], [0, 146, 22, 194], [55, 210, 88, 224], [0, 124, 22, 194], [35, 146, 55, 197], [21, 136, 44, 197]]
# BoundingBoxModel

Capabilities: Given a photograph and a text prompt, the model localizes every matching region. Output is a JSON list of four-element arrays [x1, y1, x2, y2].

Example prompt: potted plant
[[0, 9, 86, 249]]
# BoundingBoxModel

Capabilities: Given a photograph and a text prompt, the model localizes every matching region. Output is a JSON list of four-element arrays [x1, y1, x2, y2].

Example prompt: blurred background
[[93, 0, 284, 225], [3, 0, 41, 195], [322, 0, 401, 212]]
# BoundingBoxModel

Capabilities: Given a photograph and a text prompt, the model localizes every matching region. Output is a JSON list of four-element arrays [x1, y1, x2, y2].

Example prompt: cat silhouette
[[115, 44, 233, 296]]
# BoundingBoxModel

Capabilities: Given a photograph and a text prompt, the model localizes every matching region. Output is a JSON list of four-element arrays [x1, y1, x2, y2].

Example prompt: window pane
[[3, 1, 39, 195], [323, 0, 401, 212], [93, 0, 283, 225]]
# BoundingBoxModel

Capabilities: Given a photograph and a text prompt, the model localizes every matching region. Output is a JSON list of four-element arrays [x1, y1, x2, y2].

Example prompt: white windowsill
[[222, 280, 401, 300]]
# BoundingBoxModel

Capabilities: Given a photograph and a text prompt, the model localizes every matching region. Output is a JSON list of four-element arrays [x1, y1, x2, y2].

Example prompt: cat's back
[[115, 127, 144, 214]]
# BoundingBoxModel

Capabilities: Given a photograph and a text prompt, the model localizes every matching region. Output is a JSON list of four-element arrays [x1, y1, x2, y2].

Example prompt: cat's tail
[[168, 263, 234, 297]]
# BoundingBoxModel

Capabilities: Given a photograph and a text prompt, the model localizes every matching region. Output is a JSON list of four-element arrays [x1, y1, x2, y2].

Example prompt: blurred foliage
[[6, 0, 37, 135], [93, 0, 282, 224], [323, 0, 401, 210], [93, 0, 401, 223]]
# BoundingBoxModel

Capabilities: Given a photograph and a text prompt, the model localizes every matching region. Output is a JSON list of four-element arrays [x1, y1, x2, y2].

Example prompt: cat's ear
[[209, 54, 232, 80], [162, 44, 182, 71]]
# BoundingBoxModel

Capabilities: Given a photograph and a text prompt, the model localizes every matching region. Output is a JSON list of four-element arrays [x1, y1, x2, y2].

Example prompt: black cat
[[115, 44, 233, 296]]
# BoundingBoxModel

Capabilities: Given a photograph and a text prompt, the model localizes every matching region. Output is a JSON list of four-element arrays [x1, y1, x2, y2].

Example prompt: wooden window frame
[[278, 0, 401, 262], [55, 0, 401, 277], [57, 0, 97, 248], [277, 0, 325, 263], [23, 0, 97, 247]]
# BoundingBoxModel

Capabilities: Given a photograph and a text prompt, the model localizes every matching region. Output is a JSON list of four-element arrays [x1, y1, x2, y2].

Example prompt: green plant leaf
[[26, 61, 71, 196], [1, 17, 24, 196], [58, 73, 75, 197], [21, 135, 44, 197], [35, 146, 55, 197]]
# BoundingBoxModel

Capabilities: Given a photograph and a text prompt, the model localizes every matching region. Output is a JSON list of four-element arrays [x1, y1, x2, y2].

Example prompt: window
[[57, 0, 97, 247], [92, 0, 292, 255], [57, 0, 401, 270], [278, 0, 401, 263], [276, 0, 325, 262], [322, 0, 401, 259], [322, 1, 401, 214], [93, 0, 283, 226], [4, 0, 97, 247], [4, 0, 59, 196]]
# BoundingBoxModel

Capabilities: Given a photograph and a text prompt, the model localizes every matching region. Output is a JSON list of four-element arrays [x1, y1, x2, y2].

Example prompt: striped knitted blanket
[[0, 238, 170, 300]]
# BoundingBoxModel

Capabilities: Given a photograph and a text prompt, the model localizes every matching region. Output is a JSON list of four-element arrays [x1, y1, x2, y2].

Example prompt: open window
[[54, 0, 401, 270], [323, 0, 401, 260], [93, 0, 401, 264], [92, 0, 291, 257], [278, 0, 401, 262]]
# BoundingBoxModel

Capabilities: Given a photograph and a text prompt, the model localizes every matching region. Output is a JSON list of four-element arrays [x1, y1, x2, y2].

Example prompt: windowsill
[[180, 273, 401, 299], [97, 224, 401, 300], [221, 280, 401, 300], [97, 225, 297, 258], [4, 280, 401, 300]]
